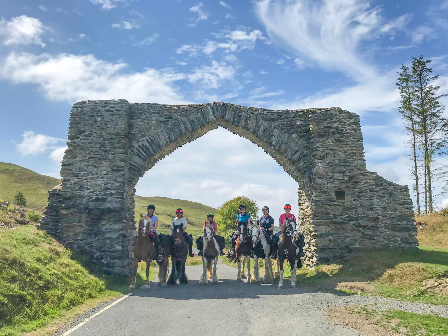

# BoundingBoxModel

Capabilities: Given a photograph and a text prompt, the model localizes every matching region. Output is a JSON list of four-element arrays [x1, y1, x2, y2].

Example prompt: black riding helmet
[[262, 206, 269, 212], [239, 204, 246, 209], [147, 204, 155, 210]]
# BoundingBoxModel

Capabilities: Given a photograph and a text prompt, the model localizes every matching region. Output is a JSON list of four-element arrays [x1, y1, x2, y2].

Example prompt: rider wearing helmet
[[171, 208, 194, 257], [143, 204, 163, 262], [259, 206, 274, 242], [197, 213, 225, 256], [230, 204, 252, 250], [279, 204, 296, 229]]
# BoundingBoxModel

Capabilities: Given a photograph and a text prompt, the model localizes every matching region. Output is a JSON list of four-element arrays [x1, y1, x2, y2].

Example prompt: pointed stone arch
[[41, 100, 418, 275]]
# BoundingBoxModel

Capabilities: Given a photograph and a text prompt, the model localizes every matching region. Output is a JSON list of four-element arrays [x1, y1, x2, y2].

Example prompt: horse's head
[[204, 224, 214, 240], [138, 214, 149, 236], [251, 224, 261, 247], [238, 223, 248, 242], [172, 224, 184, 245]]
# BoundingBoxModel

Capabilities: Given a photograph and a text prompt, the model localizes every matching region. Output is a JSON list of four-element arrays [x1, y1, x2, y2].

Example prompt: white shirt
[[171, 217, 187, 230]]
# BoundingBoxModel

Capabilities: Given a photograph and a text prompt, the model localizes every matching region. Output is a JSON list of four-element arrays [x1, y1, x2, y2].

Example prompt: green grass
[[353, 306, 448, 336], [0, 226, 153, 336], [0, 163, 60, 212]]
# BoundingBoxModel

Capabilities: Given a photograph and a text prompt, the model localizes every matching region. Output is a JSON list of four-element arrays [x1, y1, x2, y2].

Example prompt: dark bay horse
[[167, 224, 189, 285], [278, 218, 301, 288], [235, 223, 252, 282], [129, 214, 155, 290]]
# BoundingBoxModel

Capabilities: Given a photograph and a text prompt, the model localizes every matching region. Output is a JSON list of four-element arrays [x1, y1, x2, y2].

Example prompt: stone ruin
[[40, 100, 418, 275]]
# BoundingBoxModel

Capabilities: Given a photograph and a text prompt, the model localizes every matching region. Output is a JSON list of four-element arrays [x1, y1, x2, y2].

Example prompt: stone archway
[[41, 100, 418, 275]]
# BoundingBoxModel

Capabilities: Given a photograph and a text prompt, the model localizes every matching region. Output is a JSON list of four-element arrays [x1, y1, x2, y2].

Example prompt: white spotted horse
[[199, 224, 219, 285], [277, 217, 303, 288], [251, 224, 274, 284]]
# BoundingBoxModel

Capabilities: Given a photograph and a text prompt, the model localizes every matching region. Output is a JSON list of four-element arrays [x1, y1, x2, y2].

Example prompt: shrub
[[26, 210, 42, 223], [14, 192, 27, 207], [216, 196, 258, 239], [7, 205, 15, 212]]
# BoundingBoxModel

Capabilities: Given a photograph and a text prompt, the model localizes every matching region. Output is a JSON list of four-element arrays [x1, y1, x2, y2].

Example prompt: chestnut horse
[[236, 223, 252, 282], [167, 224, 189, 285], [129, 214, 155, 290], [199, 224, 219, 285]]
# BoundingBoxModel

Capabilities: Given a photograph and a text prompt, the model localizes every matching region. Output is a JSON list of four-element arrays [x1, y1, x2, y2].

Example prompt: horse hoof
[[291, 284, 296, 288], [237, 278, 242, 282], [250, 278, 259, 284], [241, 274, 247, 279], [212, 278, 219, 284], [141, 284, 150, 290], [160, 283, 167, 288]]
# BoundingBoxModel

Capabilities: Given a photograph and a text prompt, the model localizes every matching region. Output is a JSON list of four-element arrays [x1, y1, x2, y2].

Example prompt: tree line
[[397, 56, 448, 214]]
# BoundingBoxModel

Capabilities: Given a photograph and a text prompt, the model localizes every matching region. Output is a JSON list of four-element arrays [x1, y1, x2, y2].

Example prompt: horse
[[199, 224, 219, 285], [277, 217, 301, 288], [235, 223, 252, 282], [251, 224, 274, 284], [129, 214, 155, 290], [156, 233, 172, 287], [167, 224, 189, 285]]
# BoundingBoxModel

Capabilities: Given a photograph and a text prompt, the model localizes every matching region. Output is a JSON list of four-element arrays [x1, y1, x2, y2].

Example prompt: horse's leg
[[207, 259, 213, 279], [129, 258, 138, 289], [180, 262, 189, 284], [291, 257, 297, 288], [212, 257, 219, 284], [143, 258, 151, 289], [274, 258, 280, 279], [263, 256, 273, 284], [241, 256, 247, 279], [237, 259, 242, 281], [246, 254, 251, 284], [200, 256, 207, 285], [278, 257, 284, 289], [251, 255, 259, 283], [167, 258, 176, 285]]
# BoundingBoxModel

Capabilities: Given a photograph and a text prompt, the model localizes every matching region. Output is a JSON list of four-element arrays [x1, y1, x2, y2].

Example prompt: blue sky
[[1, 0, 448, 222]]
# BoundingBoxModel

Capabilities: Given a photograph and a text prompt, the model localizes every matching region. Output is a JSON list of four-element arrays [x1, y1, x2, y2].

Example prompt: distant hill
[[0, 162, 216, 235], [0, 162, 60, 211]]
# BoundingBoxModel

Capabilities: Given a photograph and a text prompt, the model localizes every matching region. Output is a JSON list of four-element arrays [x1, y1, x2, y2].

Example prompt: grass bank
[[0, 226, 153, 336]]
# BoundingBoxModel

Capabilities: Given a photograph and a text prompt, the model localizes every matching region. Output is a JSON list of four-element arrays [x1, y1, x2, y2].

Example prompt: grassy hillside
[[134, 195, 217, 238], [0, 163, 60, 212]]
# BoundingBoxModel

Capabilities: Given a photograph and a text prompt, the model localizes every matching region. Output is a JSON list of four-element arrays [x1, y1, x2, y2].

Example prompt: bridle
[[173, 224, 184, 244]]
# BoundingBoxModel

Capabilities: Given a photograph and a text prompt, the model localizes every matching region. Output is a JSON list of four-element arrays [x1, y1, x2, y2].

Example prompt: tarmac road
[[58, 263, 364, 336]]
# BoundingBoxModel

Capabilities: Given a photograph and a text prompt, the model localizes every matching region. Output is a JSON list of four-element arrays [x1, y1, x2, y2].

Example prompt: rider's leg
[[184, 232, 194, 257]]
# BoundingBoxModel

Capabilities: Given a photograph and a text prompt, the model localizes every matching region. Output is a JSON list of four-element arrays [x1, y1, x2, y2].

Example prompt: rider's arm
[[183, 219, 188, 232], [153, 219, 159, 231], [269, 217, 274, 231]]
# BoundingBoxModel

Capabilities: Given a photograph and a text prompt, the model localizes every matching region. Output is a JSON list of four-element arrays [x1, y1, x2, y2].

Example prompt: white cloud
[[50, 146, 67, 163], [188, 3, 209, 27], [225, 13, 236, 19], [90, 0, 132, 10], [254, 0, 408, 80], [249, 87, 284, 99], [219, 1, 232, 10], [38, 5, 48, 11], [112, 21, 140, 30], [188, 60, 235, 89], [0, 15, 47, 47], [294, 57, 305, 69], [16, 131, 62, 156], [0, 52, 188, 104], [176, 29, 266, 57], [411, 25, 435, 44], [379, 14, 411, 35], [132, 34, 159, 47]]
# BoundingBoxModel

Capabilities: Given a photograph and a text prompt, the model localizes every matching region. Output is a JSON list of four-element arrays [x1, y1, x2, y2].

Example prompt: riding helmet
[[176, 208, 183, 213], [284, 204, 292, 210], [262, 206, 269, 212], [147, 204, 155, 210], [239, 204, 246, 209], [207, 213, 214, 217]]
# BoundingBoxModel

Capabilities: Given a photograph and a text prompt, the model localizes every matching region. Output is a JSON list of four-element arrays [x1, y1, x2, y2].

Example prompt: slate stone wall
[[40, 100, 417, 275]]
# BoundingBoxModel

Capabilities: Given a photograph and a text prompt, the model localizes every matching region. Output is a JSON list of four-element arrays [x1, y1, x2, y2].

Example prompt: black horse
[[167, 224, 189, 285]]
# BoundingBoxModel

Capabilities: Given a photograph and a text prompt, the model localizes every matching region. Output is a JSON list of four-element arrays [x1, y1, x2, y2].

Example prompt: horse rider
[[143, 204, 163, 262], [276, 203, 305, 257], [171, 208, 194, 257], [259, 205, 274, 245], [230, 204, 252, 251], [197, 213, 226, 256]]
